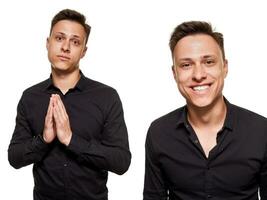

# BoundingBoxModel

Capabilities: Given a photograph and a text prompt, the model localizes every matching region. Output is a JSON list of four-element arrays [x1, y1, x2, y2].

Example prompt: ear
[[223, 59, 228, 78], [46, 37, 49, 51], [80, 46, 88, 59]]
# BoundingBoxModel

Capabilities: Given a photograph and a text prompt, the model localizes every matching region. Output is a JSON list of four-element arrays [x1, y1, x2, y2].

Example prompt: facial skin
[[46, 20, 87, 74], [172, 34, 228, 108]]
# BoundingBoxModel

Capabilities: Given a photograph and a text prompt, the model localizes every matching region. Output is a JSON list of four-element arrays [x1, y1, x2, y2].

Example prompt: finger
[[54, 96, 65, 119], [54, 94, 68, 118], [46, 97, 53, 121], [56, 95, 68, 116], [52, 105, 60, 124], [51, 94, 58, 104], [53, 103, 68, 128]]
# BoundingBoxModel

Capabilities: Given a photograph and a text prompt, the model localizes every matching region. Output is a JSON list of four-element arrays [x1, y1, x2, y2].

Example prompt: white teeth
[[193, 85, 209, 91]]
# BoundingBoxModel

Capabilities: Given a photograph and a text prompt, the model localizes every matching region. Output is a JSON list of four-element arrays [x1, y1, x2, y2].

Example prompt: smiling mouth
[[191, 84, 211, 91]]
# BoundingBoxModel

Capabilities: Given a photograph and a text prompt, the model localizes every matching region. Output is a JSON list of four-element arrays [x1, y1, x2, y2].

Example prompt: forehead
[[51, 20, 86, 38], [173, 34, 222, 59]]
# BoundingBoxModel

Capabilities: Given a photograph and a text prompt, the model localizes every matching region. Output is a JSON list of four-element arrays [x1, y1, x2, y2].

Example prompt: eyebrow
[[178, 55, 216, 61], [202, 55, 216, 58], [54, 32, 81, 39], [177, 58, 193, 62]]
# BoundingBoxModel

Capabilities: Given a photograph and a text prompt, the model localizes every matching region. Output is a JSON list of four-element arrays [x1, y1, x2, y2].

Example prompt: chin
[[52, 64, 73, 73], [187, 96, 214, 108]]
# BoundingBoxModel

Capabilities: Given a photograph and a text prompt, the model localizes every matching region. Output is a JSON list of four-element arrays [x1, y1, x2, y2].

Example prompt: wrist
[[42, 134, 51, 144], [39, 134, 49, 144]]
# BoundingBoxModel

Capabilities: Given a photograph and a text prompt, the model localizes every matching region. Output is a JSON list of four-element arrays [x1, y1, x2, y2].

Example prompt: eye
[[55, 36, 64, 41], [72, 39, 81, 46], [180, 62, 192, 69], [204, 59, 215, 66]]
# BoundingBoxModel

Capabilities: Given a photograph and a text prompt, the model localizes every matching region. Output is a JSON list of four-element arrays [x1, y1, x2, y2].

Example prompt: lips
[[190, 84, 212, 92], [57, 55, 70, 61]]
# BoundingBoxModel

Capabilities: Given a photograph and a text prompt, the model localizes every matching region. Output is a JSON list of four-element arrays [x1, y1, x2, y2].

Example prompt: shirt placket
[[185, 122, 225, 199]]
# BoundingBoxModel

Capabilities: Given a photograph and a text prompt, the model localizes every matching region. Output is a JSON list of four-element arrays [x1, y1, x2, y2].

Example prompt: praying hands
[[43, 94, 72, 146]]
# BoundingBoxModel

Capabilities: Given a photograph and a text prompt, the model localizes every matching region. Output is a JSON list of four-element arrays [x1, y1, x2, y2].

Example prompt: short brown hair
[[169, 21, 225, 60], [50, 9, 91, 45]]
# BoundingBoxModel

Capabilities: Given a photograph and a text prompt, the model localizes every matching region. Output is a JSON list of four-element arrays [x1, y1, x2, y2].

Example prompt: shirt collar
[[176, 97, 234, 131], [74, 71, 87, 91], [176, 106, 188, 128], [223, 98, 234, 130], [44, 70, 87, 92]]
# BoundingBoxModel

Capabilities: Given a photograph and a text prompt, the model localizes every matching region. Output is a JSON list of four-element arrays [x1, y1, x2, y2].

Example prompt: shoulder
[[83, 77, 119, 99], [230, 103, 267, 123], [145, 107, 185, 152], [21, 79, 50, 100], [81, 77, 123, 115], [148, 107, 184, 134], [229, 103, 267, 136], [23, 79, 49, 94]]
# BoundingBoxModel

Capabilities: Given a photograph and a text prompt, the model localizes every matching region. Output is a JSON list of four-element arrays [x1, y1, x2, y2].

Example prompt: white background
[[1, 0, 267, 199]]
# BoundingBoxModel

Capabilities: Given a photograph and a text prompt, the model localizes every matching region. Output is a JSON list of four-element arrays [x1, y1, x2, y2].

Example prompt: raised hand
[[43, 96, 56, 143], [52, 94, 72, 146]]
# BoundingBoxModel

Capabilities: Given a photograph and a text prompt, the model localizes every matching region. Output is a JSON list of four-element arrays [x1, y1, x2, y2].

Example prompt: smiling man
[[8, 9, 131, 200], [143, 21, 267, 200]]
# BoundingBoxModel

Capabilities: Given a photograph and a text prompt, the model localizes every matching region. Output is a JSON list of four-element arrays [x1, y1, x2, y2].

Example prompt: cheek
[[216, 73, 226, 84], [73, 49, 84, 59], [176, 70, 191, 84], [208, 69, 226, 89], [47, 47, 54, 61], [48, 44, 58, 55], [207, 65, 226, 78]]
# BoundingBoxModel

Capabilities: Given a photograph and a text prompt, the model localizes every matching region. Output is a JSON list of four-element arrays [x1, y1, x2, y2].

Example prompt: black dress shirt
[[8, 72, 131, 200], [143, 99, 267, 200]]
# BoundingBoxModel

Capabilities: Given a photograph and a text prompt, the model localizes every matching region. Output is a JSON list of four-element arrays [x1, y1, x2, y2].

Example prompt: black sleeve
[[67, 91, 131, 175], [8, 94, 50, 169], [260, 141, 267, 199], [143, 126, 168, 200]]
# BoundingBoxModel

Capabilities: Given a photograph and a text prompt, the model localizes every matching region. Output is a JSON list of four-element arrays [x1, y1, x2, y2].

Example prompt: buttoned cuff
[[67, 134, 91, 157], [32, 134, 50, 152]]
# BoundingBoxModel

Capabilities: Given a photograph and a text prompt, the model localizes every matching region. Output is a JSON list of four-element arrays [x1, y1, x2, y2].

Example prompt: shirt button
[[194, 140, 199, 144], [64, 164, 68, 167], [207, 194, 212, 198]]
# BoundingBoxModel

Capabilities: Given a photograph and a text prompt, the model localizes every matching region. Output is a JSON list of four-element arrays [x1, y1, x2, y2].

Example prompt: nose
[[192, 64, 207, 82], [61, 40, 70, 53]]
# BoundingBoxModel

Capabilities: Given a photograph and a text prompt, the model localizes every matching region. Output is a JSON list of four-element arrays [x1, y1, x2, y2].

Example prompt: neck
[[187, 96, 227, 130], [51, 68, 81, 94]]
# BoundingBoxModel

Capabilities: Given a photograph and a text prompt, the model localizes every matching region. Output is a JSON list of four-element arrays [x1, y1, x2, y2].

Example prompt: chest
[[26, 96, 105, 141], [157, 130, 265, 190], [194, 129, 218, 158]]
